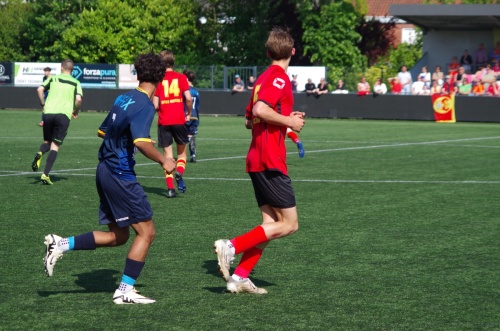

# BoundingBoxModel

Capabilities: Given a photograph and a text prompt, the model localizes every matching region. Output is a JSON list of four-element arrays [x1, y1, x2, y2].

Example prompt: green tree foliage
[[385, 42, 423, 78], [300, 1, 366, 74], [0, 0, 31, 61], [356, 18, 396, 66], [59, 0, 199, 64], [21, 0, 97, 61]]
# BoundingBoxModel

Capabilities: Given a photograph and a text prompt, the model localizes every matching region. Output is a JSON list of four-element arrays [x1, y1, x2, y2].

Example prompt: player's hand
[[289, 112, 305, 132], [72, 112, 78, 119], [245, 118, 253, 129], [162, 157, 176, 174], [185, 115, 191, 122]]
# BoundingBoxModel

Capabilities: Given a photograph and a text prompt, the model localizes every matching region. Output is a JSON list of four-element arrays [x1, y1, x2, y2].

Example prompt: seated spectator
[[432, 66, 444, 86], [474, 65, 485, 83], [419, 66, 431, 88], [457, 77, 472, 95], [246, 76, 255, 91], [475, 43, 489, 67], [388, 77, 402, 94], [459, 49, 473, 73], [472, 81, 485, 96], [373, 78, 387, 95], [448, 56, 460, 76], [420, 84, 431, 95], [290, 74, 298, 92], [232, 74, 245, 93], [305, 78, 316, 95], [490, 41, 500, 62], [481, 66, 496, 90], [411, 75, 426, 95], [332, 79, 348, 94], [455, 67, 466, 86], [313, 77, 329, 95], [357, 76, 370, 96], [492, 59, 500, 79], [486, 82, 499, 96], [441, 75, 456, 94], [430, 80, 442, 94]]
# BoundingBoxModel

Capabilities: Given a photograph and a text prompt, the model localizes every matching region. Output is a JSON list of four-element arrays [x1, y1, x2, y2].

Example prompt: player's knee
[[115, 232, 130, 246]]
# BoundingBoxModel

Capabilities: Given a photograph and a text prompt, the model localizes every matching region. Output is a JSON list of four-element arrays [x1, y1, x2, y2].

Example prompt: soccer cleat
[[31, 152, 42, 172], [43, 234, 64, 277], [297, 141, 305, 158], [189, 156, 196, 163], [112, 289, 156, 305], [166, 189, 177, 198], [226, 277, 268, 294], [41, 174, 53, 185], [175, 172, 186, 193], [213, 239, 235, 281]]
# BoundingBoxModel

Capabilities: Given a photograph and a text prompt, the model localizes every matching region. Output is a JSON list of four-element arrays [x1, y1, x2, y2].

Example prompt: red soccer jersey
[[154, 70, 190, 125], [245, 65, 294, 175]]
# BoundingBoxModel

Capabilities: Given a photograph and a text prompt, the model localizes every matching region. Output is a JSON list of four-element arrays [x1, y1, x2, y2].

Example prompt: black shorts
[[158, 124, 189, 148], [249, 170, 296, 208], [96, 162, 153, 228], [43, 114, 70, 145]]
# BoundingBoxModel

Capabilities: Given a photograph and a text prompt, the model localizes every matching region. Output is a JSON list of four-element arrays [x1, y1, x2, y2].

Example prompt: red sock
[[176, 158, 186, 175], [230, 226, 268, 254], [165, 173, 175, 189], [287, 130, 300, 144], [234, 247, 264, 279]]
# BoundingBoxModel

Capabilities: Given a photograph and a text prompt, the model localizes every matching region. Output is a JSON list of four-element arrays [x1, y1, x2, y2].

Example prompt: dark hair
[[134, 53, 167, 84], [159, 50, 175, 68], [183, 69, 196, 83]]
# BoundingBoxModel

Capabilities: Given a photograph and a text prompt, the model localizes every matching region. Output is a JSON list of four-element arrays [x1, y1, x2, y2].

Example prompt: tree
[[58, 0, 199, 64], [0, 0, 31, 61], [356, 18, 396, 66], [21, 0, 97, 61]]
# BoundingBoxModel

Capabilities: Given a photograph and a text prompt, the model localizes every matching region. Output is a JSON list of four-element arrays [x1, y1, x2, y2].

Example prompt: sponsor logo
[[115, 216, 130, 222], [273, 77, 285, 89], [0, 65, 4, 75]]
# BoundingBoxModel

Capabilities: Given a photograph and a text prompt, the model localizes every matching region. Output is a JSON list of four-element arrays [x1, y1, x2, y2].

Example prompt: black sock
[[43, 150, 58, 176], [39, 143, 50, 154]]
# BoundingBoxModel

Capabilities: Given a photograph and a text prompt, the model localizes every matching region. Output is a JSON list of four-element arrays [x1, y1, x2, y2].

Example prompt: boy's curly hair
[[134, 53, 166, 84]]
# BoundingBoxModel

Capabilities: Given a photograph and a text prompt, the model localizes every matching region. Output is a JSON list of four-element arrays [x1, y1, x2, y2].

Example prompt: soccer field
[[0, 109, 499, 330]]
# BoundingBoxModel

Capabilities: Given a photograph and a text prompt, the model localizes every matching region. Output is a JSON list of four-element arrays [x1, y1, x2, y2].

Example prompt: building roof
[[367, 0, 423, 17], [390, 4, 500, 31]]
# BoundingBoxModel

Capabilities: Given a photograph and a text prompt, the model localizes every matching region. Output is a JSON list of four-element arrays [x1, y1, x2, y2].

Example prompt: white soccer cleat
[[43, 234, 64, 277], [213, 239, 235, 281], [112, 289, 156, 304], [226, 277, 268, 294]]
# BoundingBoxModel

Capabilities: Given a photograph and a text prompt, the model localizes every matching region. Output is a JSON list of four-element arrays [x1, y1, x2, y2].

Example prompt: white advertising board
[[118, 64, 139, 88], [14, 62, 61, 86]]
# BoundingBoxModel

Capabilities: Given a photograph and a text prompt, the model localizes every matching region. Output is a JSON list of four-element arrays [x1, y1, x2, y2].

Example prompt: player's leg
[[173, 125, 189, 193], [286, 127, 304, 158], [40, 114, 70, 184], [158, 125, 177, 197], [32, 114, 55, 171]]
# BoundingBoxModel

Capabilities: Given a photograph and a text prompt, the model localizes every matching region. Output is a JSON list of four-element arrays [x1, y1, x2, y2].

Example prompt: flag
[[432, 93, 456, 123]]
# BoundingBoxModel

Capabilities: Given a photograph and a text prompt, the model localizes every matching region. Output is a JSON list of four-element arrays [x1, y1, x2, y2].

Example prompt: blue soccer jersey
[[97, 88, 155, 180], [186, 86, 200, 120]]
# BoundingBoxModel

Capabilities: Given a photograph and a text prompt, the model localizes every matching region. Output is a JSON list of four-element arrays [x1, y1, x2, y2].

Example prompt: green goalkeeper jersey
[[41, 73, 83, 119]]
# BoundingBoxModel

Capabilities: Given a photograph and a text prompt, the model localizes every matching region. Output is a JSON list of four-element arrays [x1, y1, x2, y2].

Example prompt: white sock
[[57, 238, 70, 252]]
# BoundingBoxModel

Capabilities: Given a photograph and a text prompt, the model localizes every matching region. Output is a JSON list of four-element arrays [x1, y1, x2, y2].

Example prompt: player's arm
[[37, 86, 46, 107], [72, 94, 82, 118], [252, 101, 305, 132], [183, 90, 193, 118], [153, 96, 160, 111], [135, 140, 176, 174]]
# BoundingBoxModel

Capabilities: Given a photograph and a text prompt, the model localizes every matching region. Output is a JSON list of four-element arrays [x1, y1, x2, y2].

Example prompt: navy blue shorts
[[43, 114, 70, 145], [249, 170, 296, 208], [158, 124, 189, 147], [185, 120, 199, 136], [96, 162, 153, 228]]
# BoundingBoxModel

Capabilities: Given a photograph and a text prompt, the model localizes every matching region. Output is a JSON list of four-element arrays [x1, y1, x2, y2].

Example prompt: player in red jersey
[[214, 27, 305, 294], [153, 50, 193, 198]]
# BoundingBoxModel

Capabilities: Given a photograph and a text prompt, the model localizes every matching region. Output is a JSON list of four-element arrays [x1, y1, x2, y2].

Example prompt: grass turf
[[0, 109, 499, 330]]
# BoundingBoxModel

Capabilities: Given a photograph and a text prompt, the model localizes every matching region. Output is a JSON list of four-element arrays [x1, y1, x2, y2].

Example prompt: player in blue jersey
[[42, 53, 176, 305], [183, 70, 200, 163]]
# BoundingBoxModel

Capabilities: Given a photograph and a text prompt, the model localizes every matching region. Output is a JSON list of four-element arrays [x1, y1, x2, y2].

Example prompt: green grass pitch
[[0, 109, 499, 330]]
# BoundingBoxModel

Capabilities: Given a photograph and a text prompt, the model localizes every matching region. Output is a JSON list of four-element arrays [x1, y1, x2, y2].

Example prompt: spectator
[[419, 66, 431, 88], [475, 43, 489, 67], [448, 56, 460, 76], [491, 59, 500, 79], [455, 67, 466, 86], [459, 49, 473, 73], [411, 75, 426, 95], [432, 66, 444, 86], [388, 77, 402, 94], [305, 78, 315, 95], [472, 81, 485, 95], [313, 77, 329, 95], [247, 76, 255, 91], [397, 65, 412, 94], [430, 80, 442, 94], [332, 79, 348, 94], [481, 65, 496, 90], [490, 41, 500, 62], [442, 75, 456, 94], [457, 77, 472, 95], [373, 78, 387, 95], [474, 65, 485, 83], [357, 76, 370, 96], [486, 81, 499, 96], [290, 74, 298, 92], [420, 84, 431, 95], [232, 74, 245, 93]]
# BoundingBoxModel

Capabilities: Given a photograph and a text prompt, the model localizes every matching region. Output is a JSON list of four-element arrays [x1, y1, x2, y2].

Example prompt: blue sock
[[73, 232, 96, 250]]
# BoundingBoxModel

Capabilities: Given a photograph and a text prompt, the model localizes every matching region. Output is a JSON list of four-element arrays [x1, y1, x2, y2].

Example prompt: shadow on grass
[[201, 259, 275, 294], [142, 185, 176, 198], [29, 175, 68, 185], [38, 269, 121, 297]]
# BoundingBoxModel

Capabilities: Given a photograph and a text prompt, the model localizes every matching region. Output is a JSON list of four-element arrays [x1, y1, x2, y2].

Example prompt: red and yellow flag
[[432, 93, 456, 123]]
